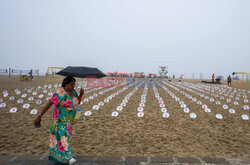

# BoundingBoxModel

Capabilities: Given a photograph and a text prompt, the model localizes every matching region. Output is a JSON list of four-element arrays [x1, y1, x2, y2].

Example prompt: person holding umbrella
[[34, 76, 84, 165]]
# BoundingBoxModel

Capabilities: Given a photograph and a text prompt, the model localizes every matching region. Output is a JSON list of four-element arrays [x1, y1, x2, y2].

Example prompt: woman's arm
[[34, 100, 53, 126], [78, 88, 84, 104]]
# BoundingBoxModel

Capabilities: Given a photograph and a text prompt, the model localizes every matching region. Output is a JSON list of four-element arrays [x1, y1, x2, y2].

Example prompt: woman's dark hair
[[62, 76, 76, 87]]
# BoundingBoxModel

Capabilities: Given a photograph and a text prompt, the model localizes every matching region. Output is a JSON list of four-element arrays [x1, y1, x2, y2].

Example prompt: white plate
[[84, 111, 92, 116], [121, 103, 126, 107], [202, 104, 207, 109], [0, 102, 6, 108], [23, 104, 30, 109], [181, 104, 186, 108], [9, 96, 15, 100], [242, 114, 249, 120], [190, 113, 197, 118], [209, 98, 214, 102], [38, 94, 44, 98], [140, 103, 145, 107], [117, 106, 123, 111], [28, 97, 34, 101], [98, 102, 104, 106], [216, 114, 223, 119], [160, 103, 165, 108], [137, 112, 144, 117], [234, 101, 239, 105], [17, 99, 23, 103], [179, 101, 184, 105], [205, 108, 211, 113], [10, 107, 17, 113], [137, 107, 144, 112], [92, 105, 99, 110], [229, 109, 235, 114], [22, 94, 27, 98], [111, 111, 119, 117], [243, 105, 249, 110], [223, 104, 228, 110], [161, 108, 167, 113], [162, 112, 170, 118], [36, 100, 42, 104], [183, 108, 189, 113], [30, 109, 38, 115]]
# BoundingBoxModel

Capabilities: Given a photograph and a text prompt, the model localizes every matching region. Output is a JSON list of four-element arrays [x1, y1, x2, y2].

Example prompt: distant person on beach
[[34, 76, 84, 165], [227, 75, 232, 86], [29, 69, 33, 81], [212, 74, 215, 82]]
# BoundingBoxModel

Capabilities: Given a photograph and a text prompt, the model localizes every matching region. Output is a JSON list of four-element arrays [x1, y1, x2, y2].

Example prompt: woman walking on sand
[[34, 76, 84, 165]]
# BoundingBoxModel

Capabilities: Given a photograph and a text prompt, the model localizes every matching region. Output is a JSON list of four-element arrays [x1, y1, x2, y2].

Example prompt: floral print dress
[[49, 88, 79, 164]]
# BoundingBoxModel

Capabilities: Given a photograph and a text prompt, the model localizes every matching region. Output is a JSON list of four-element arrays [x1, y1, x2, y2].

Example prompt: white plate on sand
[[190, 113, 197, 119], [242, 114, 249, 120], [84, 111, 92, 116], [17, 99, 23, 103], [162, 112, 170, 118], [23, 104, 30, 109], [30, 109, 38, 115], [92, 105, 99, 110], [216, 114, 223, 119], [0, 102, 6, 108], [229, 109, 235, 114], [137, 107, 143, 112], [183, 108, 189, 113], [161, 108, 167, 113], [137, 112, 144, 118], [22, 94, 27, 98], [117, 106, 123, 111], [111, 111, 119, 117], [10, 107, 17, 113]]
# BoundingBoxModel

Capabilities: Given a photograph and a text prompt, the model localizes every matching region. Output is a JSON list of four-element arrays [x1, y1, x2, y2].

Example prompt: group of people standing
[[211, 73, 231, 85]]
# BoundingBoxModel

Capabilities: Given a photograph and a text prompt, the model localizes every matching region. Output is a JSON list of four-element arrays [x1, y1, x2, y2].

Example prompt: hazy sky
[[1, 0, 250, 78]]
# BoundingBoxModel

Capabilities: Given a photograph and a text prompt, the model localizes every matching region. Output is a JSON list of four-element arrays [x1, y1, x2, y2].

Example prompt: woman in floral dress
[[34, 76, 84, 164]]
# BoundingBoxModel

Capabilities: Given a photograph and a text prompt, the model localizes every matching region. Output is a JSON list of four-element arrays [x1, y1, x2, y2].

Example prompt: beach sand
[[0, 76, 249, 160]]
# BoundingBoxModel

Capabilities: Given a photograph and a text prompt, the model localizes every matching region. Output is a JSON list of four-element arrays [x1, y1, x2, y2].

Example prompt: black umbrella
[[56, 66, 106, 78]]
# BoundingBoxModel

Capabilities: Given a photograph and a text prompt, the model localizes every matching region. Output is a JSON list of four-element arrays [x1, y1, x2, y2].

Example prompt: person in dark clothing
[[227, 75, 232, 86], [29, 69, 33, 81]]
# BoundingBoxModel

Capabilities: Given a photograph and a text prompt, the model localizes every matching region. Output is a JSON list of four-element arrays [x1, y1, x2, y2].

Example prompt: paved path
[[1, 154, 250, 165]]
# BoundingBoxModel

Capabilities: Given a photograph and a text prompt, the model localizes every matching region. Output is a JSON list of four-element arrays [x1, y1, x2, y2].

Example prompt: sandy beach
[[0, 76, 250, 160]]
